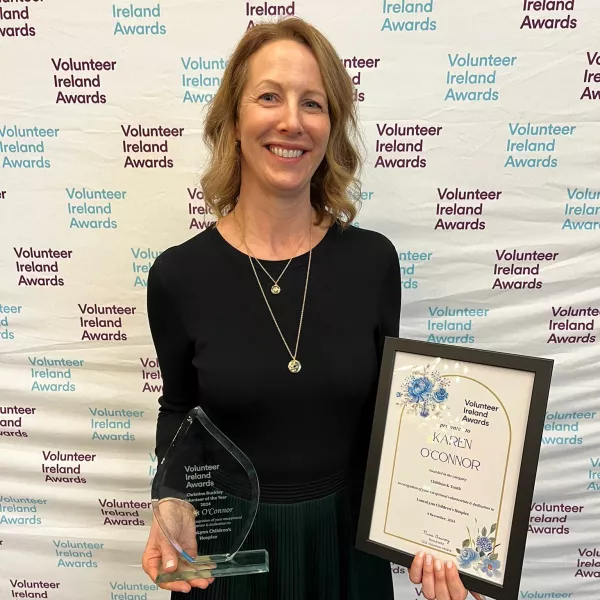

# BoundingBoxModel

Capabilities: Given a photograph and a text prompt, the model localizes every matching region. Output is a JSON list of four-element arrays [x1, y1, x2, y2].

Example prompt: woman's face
[[235, 39, 331, 199]]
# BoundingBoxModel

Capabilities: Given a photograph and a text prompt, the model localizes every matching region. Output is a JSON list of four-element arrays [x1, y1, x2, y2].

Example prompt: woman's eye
[[258, 94, 323, 110]]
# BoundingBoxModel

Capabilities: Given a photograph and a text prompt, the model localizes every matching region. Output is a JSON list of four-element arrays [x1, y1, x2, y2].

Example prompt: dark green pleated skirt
[[172, 485, 394, 600]]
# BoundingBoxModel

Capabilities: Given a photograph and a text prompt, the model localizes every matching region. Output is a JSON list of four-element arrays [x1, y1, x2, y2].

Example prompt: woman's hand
[[409, 552, 486, 600], [142, 515, 214, 593]]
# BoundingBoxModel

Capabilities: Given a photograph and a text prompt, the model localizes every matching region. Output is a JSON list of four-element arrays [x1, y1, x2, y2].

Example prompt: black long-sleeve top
[[146, 222, 401, 502]]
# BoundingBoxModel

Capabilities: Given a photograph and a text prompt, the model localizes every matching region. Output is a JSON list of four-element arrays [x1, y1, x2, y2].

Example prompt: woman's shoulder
[[149, 226, 219, 283], [330, 221, 398, 263]]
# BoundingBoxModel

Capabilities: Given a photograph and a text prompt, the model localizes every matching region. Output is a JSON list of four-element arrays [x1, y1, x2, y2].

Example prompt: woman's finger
[[444, 560, 468, 600], [142, 545, 192, 593], [433, 558, 451, 600], [421, 554, 437, 600], [409, 551, 425, 584]]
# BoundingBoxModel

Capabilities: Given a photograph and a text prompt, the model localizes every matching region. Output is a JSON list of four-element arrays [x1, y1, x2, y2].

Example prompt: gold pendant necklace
[[233, 210, 305, 295], [234, 208, 312, 373]]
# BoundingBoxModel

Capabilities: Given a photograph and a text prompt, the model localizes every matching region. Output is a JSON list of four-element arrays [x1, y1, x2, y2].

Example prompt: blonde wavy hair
[[199, 17, 365, 229]]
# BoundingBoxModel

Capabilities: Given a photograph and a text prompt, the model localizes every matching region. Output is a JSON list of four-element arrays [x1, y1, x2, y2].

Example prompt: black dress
[[146, 221, 402, 600]]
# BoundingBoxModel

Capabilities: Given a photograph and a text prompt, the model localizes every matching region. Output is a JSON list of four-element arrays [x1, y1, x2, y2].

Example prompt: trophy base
[[156, 550, 269, 582]]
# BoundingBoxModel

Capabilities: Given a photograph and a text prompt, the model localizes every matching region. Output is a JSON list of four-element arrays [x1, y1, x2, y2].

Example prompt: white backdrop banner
[[1, 1, 599, 599]]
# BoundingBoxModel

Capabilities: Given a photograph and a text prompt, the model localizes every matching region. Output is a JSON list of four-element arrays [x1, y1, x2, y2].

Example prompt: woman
[[142, 16, 483, 600]]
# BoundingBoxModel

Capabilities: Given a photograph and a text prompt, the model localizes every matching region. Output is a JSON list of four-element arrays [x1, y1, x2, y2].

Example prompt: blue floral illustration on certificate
[[456, 521, 501, 578], [396, 364, 451, 418]]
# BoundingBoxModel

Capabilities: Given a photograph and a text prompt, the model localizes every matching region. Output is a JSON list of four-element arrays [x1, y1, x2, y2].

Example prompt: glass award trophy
[[151, 406, 269, 583]]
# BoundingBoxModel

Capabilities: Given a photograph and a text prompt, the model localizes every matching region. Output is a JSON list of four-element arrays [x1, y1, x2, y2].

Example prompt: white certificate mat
[[370, 352, 533, 584], [356, 338, 553, 600]]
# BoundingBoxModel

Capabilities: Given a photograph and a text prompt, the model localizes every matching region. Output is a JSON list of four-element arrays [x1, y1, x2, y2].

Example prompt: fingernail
[[446, 561, 453, 569], [425, 554, 432, 566], [165, 559, 175, 568], [435, 559, 442, 571], [417, 551, 424, 558]]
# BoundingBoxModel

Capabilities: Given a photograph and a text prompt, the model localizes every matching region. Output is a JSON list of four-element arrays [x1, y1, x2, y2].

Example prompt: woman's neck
[[233, 193, 313, 258], [216, 172, 334, 261]]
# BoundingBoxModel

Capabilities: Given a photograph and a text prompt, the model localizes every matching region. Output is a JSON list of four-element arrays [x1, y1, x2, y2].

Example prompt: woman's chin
[[264, 178, 311, 197]]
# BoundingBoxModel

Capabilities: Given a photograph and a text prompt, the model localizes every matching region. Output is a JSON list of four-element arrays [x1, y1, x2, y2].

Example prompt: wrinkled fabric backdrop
[[0, 1, 599, 599]]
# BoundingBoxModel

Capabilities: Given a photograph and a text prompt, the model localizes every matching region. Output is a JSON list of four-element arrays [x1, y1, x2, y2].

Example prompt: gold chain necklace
[[233, 210, 305, 295], [233, 208, 312, 374]]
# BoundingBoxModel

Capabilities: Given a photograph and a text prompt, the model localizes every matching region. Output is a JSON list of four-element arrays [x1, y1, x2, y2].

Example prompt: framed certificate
[[356, 337, 554, 600]]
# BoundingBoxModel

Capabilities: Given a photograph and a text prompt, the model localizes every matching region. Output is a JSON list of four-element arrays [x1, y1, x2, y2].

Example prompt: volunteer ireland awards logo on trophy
[[151, 406, 268, 582]]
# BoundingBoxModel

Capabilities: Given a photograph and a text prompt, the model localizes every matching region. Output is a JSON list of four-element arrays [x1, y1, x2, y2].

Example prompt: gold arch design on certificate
[[383, 374, 513, 560]]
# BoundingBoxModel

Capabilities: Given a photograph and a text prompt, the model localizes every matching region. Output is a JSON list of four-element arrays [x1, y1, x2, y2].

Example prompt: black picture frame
[[356, 337, 554, 600]]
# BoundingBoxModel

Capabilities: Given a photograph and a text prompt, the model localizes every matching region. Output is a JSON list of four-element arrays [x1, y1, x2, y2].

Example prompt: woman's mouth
[[266, 145, 306, 159]]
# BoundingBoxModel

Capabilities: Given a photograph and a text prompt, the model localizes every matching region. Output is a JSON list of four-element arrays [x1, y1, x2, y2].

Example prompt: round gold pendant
[[288, 359, 301, 373], [271, 284, 281, 295]]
